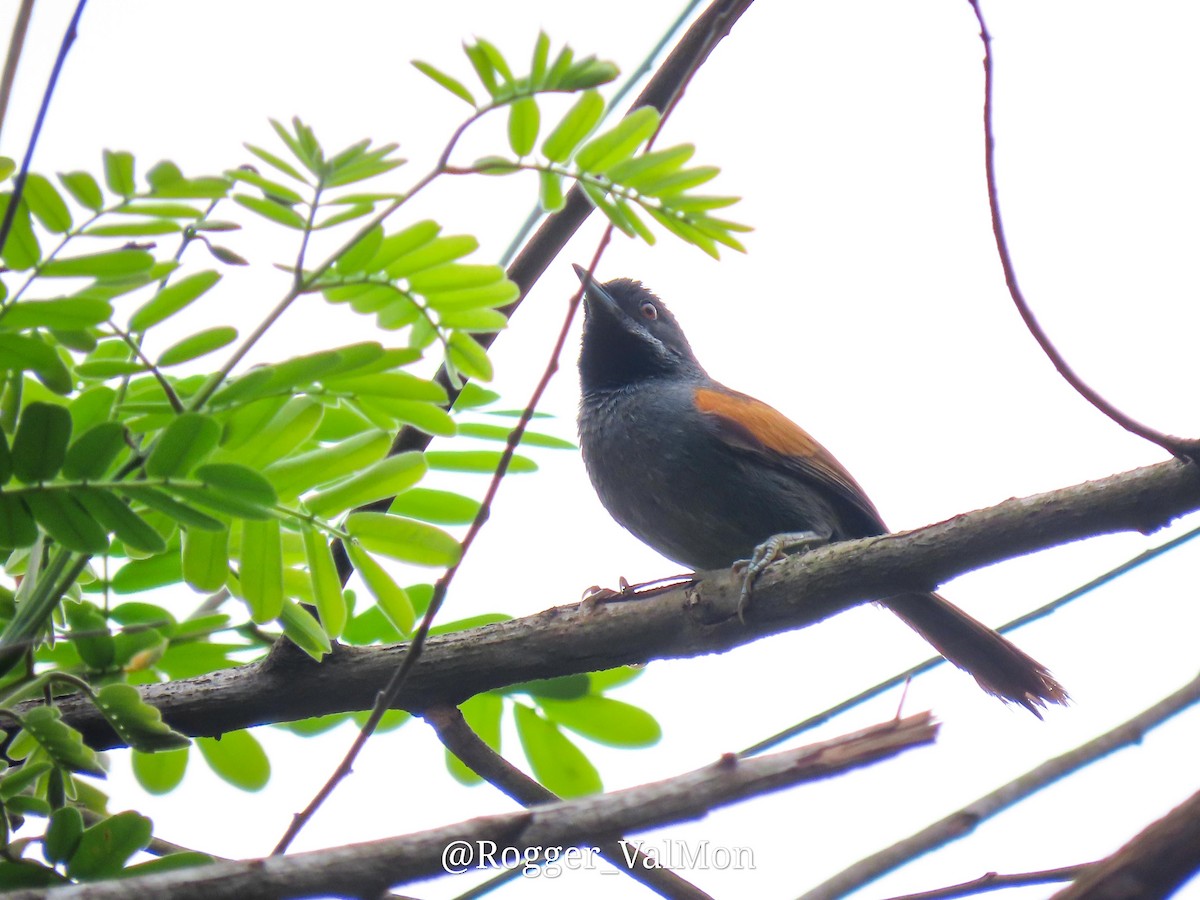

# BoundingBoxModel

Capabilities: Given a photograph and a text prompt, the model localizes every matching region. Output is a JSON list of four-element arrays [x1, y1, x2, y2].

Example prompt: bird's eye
[[640, 301, 658, 320]]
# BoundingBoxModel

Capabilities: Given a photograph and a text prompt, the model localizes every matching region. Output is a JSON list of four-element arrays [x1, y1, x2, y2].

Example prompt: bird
[[573, 265, 1068, 715]]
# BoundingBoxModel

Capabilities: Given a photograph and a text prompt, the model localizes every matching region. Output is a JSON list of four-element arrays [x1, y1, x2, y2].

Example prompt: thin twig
[[800, 669, 1200, 899], [0, 0, 35, 142], [969, 0, 1199, 461], [739, 520, 1200, 755], [0, 0, 87, 256], [425, 705, 715, 900], [881, 862, 1092, 900]]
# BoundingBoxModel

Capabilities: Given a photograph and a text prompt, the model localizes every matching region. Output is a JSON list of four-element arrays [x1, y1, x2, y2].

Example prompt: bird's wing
[[693, 385, 887, 534]]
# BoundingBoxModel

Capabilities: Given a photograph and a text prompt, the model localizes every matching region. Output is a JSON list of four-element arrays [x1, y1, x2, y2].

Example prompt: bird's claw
[[733, 530, 831, 623]]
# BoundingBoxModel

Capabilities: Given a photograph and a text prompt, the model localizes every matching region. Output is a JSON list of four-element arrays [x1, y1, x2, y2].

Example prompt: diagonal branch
[[1, 714, 938, 900], [31, 456, 1200, 749], [801, 668, 1200, 899]]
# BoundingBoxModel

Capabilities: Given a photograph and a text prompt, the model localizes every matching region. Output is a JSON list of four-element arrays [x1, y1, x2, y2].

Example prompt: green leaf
[[277, 598, 332, 659], [389, 488, 480, 525], [541, 90, 605, 164], [384, 234, 478, 280], [95, 683, 190, 752], [182, 525, 229, 591], [58, 171, 104, 211], [226, 168, 305, 205], [306, 451, 426, 518], [83, 220, 181, 237], [0, 333, 71, 394], [458, 422, 573, 449], [157, 326, 237, 366], [197, 729, 270, 790], [645, 205, 718, 258], [103, 150, 136, 196], [131, 746, 188, 795], [129, 270, 221, 332], [15, 707, 106, 776], [301, 525, 345, 639], [636, 164, 719, 197], [67, 811, 153, 880], [239, 518, 283, 622], [538, 169, 564, 212], [346, 512, 460, 567], [111, 552, 184, 593], [411, 60, 475, 106], [120, 486, 224, 532], [12, 401, 72, 482], [426, 449, 537, 474], [0, 493, 37, 548], [244, 143, 306, 183], [366, 219, 441, 270], [75, 488, 166, 554], [234, 194, 307, 229], [40, 248, 155, 279], [145, 412, 220, 477], [446, 332, 493, 381], [332, 225, 383, 275], [421, 279, 519, 312], [44, 807, 85, 865], [324, 372, 447, 403], [356, 398, 457, 438], [540, 695, 661, 747], [0, 197, 39, 272], [606, 144, 694, 191], [63, 422, 127, 480], [64, 599, 115, 670], [195, 463, 276, 509], [236, 397, 323, 468], [513, 704, 601, 797], [26, 489, 109, 552], [507, 97, 540, 157], [0, 297, 112, 331], [463, 41, 500, 97], [344, 543, 413, 635], [575, 106, 660, 173], [530, 31, 551, 86], [23, 173, 72, 233], [264, 430, 390, 497]]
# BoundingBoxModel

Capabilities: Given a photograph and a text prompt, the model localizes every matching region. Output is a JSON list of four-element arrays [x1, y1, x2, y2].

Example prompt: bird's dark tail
[[883, 592, 1069, 717]]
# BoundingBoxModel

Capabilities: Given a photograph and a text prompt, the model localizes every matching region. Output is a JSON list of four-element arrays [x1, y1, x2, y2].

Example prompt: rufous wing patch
[[693, 386, 885, 528], [694, 387, 826, 457]]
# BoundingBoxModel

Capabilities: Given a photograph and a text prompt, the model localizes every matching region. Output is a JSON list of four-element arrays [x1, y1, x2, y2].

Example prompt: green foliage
[[0, 28, 743, 882]]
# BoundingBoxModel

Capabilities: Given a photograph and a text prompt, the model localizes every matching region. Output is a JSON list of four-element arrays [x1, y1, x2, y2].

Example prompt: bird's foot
[[581, 576, 634, 608], [734, 530, 831, 622]]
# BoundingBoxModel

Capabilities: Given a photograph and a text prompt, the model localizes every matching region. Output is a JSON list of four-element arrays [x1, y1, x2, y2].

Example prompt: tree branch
[[1053, 786, 1200, 899], [29, 456, 1200, 749], [424, 705, 714, 900], [3, 714, 938, 900], [801, 668, 1200, 898]]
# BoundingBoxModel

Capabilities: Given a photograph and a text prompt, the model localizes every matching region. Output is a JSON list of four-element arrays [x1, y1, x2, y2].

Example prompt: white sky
[[4, 1, 1200, 898]]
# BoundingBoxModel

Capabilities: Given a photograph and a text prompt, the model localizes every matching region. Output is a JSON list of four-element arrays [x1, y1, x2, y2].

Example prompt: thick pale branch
[[30, 457, 1200, 749], [3, 714, 937, 900]]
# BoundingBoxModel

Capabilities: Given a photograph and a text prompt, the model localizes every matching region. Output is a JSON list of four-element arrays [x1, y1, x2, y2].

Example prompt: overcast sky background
[[3, 1, 1200, 897]]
